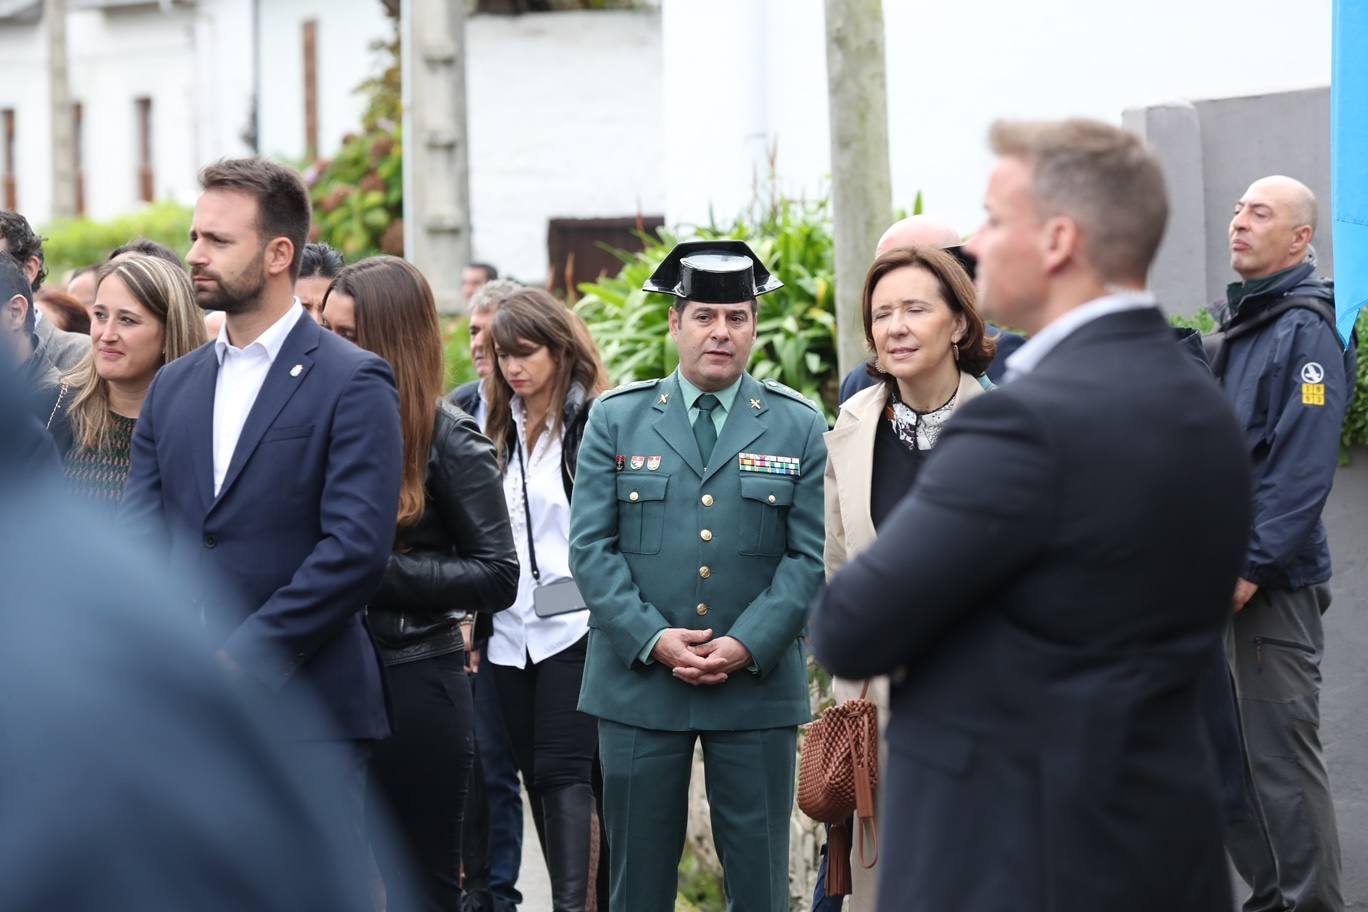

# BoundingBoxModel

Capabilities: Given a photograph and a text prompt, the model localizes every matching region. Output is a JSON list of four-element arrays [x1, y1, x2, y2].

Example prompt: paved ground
[[1318, 456, 1368, 910], [513, 800, 552, 909]]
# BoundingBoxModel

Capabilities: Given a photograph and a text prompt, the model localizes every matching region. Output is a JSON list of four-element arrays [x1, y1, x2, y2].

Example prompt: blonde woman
[[46, 254, 206, 506], [819, 245, 994, 909]]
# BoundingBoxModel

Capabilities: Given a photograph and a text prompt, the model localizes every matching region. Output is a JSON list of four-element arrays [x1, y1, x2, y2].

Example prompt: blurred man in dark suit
[[0, 369, 394, 912]]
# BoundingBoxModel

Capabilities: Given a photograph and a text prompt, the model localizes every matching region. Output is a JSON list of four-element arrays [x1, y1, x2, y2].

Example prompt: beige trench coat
[[819, 371, 988, 910]]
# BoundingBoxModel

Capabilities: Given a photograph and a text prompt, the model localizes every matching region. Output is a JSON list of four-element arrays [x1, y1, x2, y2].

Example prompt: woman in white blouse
[[483, 288, 610, 912]]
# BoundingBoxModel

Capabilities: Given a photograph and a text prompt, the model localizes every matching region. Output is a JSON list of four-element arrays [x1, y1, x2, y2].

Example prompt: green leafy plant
[[443, 316, 476, 393], [1339, 309, 1368, 458], [575, 196, 839, 421], [40, 201, 192, 279], [305, 12, 403, 260]]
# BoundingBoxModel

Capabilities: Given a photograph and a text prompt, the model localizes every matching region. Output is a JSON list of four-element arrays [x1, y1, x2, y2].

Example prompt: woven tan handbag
[[797, 679, 879, 896]]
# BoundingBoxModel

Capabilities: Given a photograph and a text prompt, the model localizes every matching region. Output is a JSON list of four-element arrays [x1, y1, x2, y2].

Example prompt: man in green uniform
[[569, 240, 827, 912]]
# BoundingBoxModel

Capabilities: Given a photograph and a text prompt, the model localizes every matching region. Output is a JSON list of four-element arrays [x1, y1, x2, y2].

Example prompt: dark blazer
[[120, 313, 403, 741], [811, 307, 1252, 912], [448, 379, 480, 416]]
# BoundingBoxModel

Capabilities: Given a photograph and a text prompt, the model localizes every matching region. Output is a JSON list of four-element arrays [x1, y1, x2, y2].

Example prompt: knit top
[[63, 412, 138, 507]]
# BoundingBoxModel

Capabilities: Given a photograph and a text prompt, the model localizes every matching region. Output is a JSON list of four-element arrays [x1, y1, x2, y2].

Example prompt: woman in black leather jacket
[[322, 256, 519, 912]]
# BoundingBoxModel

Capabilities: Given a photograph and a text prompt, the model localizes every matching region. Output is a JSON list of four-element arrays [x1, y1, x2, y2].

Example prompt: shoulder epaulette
[[599, 377, 661, 400], [762, 378, 822, 413]]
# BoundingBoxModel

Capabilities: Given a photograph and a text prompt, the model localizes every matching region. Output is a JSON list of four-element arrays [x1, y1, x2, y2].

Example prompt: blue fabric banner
[[1333, 0, 1368, 344]]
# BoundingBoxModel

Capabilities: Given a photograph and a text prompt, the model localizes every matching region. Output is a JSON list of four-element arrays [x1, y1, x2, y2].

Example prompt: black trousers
[[490, 635, 597, 794], [369, 651, 475, 912]]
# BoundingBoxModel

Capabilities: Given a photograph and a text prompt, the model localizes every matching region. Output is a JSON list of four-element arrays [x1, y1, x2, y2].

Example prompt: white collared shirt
[[1003, 290, 1157, 380], [488, 397, 589, 668], [212, 300, 305, 496]]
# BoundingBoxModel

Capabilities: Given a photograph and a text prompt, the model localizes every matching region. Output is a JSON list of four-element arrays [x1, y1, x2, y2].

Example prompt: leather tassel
[[825, 820, 853, 896]]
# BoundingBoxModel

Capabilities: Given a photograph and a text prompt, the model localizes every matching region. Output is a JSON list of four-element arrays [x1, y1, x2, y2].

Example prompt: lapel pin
[[750, 398, 762, 410], [290, 364, 303, 377], [658, 393, 670, 405]]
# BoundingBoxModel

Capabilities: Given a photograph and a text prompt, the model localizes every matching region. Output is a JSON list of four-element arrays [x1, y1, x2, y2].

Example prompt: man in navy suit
[[121, 157, 403, 899]]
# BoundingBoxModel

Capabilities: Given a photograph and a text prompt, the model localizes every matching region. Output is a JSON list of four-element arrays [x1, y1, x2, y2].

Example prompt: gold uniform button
[[629, 491, 640, 502], [767, 494, 777, 504], [700, 529, 713, 542], [701, 494, 714, 507], [699, 565, 711, 579], [696, 603, 709, 616]]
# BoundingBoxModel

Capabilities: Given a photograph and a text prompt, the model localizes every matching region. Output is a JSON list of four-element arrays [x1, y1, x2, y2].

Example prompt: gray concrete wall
[[1125, 86, 1332, 318], [1322, 455, 1368, 910]]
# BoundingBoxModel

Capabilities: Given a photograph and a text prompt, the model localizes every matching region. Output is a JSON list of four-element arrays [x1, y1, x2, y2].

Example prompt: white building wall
[[0, 15, 55, 221], [662, 0, 1333, 239], [465, 9, 666, 284], [254, 0, 394, 163], [0, 0, 255, 226]]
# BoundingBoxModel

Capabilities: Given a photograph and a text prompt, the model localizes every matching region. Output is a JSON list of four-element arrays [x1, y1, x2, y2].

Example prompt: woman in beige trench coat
[[820, 245, 996, 910]]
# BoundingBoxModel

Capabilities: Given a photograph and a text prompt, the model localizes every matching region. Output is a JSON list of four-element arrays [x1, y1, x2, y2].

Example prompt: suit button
[[203, 535, 217, 549], [701, 494, 714, 507], [629, 491, 640, 502], [699, 565, 711, 579], [700, 529, 713, 542], [696, 603, 709, 616], [767, 494, 777, 504]]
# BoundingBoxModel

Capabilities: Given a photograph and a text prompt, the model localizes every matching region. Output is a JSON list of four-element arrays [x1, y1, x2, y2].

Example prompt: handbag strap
[[515, 436, 540, 583], [858, 679, 871, 700]]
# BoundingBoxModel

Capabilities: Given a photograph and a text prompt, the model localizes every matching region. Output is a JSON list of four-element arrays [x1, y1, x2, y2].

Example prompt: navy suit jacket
[[121, 313, 403, 741]]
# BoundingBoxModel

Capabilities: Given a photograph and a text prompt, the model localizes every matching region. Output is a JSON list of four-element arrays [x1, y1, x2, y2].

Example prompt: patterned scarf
[[883, 386, 958, 453]]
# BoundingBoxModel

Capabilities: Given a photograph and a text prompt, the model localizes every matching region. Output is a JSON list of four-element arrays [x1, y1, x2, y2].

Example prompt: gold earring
[[952, 342, 960, 362]]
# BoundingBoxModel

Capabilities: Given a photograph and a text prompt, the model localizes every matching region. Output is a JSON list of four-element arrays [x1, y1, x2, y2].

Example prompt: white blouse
[[488, 398, 590, 668]]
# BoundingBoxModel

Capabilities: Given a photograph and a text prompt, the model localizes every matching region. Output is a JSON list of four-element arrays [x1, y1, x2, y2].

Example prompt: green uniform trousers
[[597, 720, 797, 912]]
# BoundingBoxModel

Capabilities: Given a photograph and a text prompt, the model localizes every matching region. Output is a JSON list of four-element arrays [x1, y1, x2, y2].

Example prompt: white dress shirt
[[212, 300, 305, 496], [1003, 290, 1156, 380], [488, 398, 589, 668]]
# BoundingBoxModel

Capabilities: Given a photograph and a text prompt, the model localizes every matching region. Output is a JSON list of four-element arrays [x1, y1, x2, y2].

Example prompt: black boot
[[540, 782, 596, 912]]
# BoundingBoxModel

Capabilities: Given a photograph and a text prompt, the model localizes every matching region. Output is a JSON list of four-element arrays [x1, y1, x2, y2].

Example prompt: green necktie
[[693, 393, 720, 464]]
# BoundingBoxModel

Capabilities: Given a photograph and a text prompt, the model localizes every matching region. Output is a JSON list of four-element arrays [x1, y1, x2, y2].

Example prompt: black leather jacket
[[367, 401, 520, 666]]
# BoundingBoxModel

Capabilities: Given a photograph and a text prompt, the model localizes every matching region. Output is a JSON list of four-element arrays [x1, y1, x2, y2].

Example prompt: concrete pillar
[[824, 0, 891, 375], [1123, 101, 1207, 317], [401, 0, 472, 314], [47, 0, 76, 219]]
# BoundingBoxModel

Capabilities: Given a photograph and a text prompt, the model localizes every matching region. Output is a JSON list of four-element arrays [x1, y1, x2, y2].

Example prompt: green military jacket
[[569, 370, 828, 731]]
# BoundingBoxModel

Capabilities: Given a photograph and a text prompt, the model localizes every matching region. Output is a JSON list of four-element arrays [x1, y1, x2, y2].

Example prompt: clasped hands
[[651, 628, 752, 687]]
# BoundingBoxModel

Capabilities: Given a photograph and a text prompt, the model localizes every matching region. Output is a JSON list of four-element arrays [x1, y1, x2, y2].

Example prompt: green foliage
[[306, 22, 403, 260], [676, 851, 726, 912], [1168, 309, 1218, 334], [575, 196, 839, 421], [443, 316, 477, 393], [1340, 310, 1368, 458], [40, 201, 192, 278]]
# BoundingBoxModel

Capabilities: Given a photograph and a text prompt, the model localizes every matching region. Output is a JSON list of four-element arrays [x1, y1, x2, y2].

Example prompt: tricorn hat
[[642, 239, 783, 304]]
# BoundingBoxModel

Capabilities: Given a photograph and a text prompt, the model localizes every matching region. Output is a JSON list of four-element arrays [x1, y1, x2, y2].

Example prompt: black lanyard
[[515, 436, 541, 584]]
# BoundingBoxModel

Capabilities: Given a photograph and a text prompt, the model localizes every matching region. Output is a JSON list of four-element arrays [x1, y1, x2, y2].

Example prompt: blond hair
[[64, 254, 207, 450], [989, 118, 1168, 283]]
